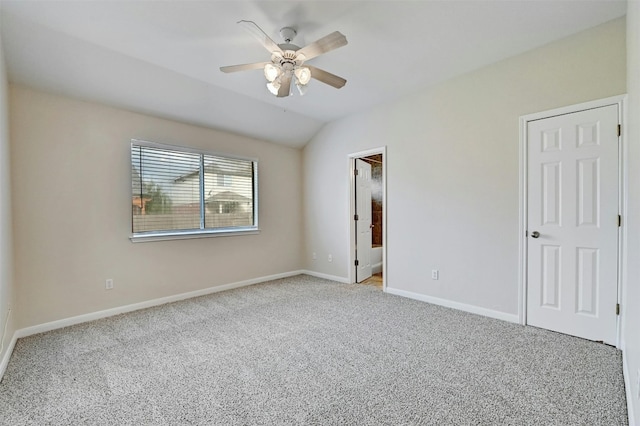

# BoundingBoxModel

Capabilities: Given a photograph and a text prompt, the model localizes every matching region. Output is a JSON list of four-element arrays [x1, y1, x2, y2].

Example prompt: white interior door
[[355, 159, 372, 282], [527, 104, 619, 344]]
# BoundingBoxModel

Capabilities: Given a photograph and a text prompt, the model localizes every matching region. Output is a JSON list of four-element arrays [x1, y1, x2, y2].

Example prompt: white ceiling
[[0, 0, 627, 148]]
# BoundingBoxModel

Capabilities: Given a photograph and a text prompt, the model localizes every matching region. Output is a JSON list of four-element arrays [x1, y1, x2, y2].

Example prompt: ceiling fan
[[220, 20, 348, 97]]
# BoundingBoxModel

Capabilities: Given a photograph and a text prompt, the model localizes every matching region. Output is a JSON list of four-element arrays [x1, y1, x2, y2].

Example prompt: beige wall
[[0, 13, 16, 369], [303, 18, 626, 316], [10, 86, 304, 328], [623, 2, 640, 423]]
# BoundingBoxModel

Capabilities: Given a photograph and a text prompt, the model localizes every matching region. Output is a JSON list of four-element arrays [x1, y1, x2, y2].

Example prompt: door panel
[[577, 158, 599, 226], [576, 247, 598, 315], [527, 104, 618, 344], [541, 244, 560, 309], [542, 162, 561, 225], [355, 159, 372, 282]]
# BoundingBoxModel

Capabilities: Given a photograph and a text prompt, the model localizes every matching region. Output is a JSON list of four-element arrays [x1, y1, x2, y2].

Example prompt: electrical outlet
[[312, 252, 317, 260], [105, 279, 114, 290], [328, 254, 333, 262], [431, 270, 439, 280]]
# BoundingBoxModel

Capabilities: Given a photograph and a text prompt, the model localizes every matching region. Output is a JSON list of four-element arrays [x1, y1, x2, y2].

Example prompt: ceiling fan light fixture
[[266, 80, 281, 96], [221, 21, 348, 98], [296, 81, 308, 96], [264, 63, 280, 82], [294, 67, 311, 85]]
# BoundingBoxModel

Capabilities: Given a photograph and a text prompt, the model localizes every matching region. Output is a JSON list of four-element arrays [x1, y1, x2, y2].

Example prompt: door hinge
[[617, 124, 621, 137], [354, 214, 359, 221], [354, 169, 359, 176], [616, 303, 620, 315], [618, 215, 621, 227], [355, 259, 359, 266]]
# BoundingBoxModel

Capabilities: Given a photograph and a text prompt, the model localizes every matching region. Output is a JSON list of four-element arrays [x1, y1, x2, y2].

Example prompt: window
[[217, 174, 233, 187], [130, 139, 258, 241]]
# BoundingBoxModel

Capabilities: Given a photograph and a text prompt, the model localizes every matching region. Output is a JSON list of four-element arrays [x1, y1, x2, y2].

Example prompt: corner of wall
[[0, 15, 18, 381], [623, 1, 640, 424]]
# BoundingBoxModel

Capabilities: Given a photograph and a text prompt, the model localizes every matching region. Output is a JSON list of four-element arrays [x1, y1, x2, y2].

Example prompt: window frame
[[130, 139, 259, 242]]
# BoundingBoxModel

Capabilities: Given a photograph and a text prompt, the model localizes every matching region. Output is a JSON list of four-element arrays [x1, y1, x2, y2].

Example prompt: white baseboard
[[16, 270, 306, 339], [372, 262, 383, 275], [385, 287, 520, 324], [624, 351, 638, 426], [0, 332, 17, 383], [301, 270, 349, 284]]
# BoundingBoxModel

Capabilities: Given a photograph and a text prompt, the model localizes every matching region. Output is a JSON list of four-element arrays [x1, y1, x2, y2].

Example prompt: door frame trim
[[518, 95, 627, 347], [348, 147, 387, 290]]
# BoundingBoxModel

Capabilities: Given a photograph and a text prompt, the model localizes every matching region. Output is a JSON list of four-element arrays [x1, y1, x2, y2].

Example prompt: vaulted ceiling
[[0, 0, 627, 147]]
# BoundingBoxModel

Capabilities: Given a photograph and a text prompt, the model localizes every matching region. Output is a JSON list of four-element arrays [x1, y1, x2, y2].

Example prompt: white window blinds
[[131, 140, 257, 240]]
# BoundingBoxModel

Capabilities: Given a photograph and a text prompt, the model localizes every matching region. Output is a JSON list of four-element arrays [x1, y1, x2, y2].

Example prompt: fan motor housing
[[271, 50, 303, 69]]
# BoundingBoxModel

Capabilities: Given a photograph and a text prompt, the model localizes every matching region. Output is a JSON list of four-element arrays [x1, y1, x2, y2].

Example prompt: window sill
[[130, 227, 260, 243]]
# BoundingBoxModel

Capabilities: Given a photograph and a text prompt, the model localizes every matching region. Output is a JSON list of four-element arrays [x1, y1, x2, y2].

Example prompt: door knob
[[531, 231, 540, 238]]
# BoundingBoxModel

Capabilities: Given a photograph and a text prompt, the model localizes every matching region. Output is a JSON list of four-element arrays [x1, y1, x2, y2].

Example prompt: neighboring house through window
[[130, 139, 258, 241], [217, 174, 233, 187]]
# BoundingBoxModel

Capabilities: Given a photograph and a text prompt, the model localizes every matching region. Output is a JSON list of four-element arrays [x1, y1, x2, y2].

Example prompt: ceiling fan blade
[[220, 62, 269, 73], [296, 31, 347, 61], [307, 65, 347, 89], [238, 20, 283, 55], [277, 73, 292, 97]]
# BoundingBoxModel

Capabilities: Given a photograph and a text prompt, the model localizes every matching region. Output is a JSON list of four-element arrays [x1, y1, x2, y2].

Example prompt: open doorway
[[349, 148, 386, 290]]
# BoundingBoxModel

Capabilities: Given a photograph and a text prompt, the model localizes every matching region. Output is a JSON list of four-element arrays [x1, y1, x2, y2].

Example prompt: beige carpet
[[0, 275, 628, 425]]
